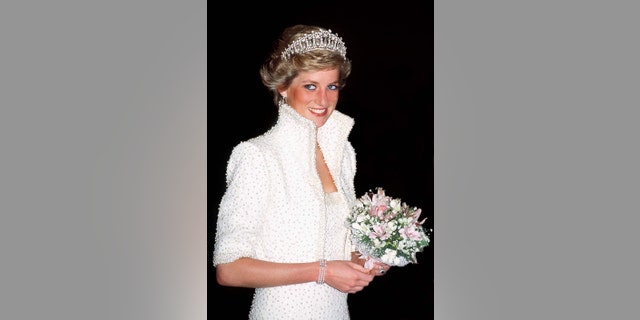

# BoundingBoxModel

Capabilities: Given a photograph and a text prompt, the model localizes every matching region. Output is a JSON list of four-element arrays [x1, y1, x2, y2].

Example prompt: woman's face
[[280, 68, 340, 128]]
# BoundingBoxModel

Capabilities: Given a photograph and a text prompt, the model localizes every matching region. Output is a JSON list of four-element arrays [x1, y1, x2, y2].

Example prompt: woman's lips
[[309, 108, 327, 116]]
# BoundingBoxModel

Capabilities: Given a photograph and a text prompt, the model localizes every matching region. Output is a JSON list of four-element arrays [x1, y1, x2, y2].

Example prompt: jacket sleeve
[[213, 142, 269, 266]]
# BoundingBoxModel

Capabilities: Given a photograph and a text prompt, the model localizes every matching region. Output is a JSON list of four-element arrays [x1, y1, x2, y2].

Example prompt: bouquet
[[346, 187, 431, 268]]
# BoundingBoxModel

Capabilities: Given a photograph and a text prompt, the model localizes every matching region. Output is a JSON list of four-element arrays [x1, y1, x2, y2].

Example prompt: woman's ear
[[277, 85, 287, 99]]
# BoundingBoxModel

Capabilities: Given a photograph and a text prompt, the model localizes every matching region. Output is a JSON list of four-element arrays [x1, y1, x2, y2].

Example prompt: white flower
[[390, 198, 402, 212]]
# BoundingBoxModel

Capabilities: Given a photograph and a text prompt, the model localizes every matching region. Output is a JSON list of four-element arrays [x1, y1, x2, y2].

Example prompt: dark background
[[209, 2, 433, 319]]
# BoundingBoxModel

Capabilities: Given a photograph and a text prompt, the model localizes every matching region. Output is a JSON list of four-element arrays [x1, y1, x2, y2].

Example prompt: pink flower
[[399, 225, 423, 241], [369, 188, 390, 219], [370, 203, 388, 219], [370, 223, 391, 240], [407, 208, 427, 225]]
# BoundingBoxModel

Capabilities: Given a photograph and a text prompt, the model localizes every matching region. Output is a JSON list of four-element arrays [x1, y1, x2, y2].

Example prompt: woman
[[213, 24, 389, 319]]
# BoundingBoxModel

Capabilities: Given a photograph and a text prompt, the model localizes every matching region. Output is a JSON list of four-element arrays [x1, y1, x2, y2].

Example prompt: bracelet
[[316, 259, 327, 284]]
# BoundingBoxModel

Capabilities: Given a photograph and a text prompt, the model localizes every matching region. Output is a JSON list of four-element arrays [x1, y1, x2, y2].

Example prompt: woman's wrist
[[316, 259, 327, 284]]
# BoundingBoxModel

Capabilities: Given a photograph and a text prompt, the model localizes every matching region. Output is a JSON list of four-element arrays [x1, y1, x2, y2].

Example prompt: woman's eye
[[304, 84, 316, 90], [328, 84, 339, 90]]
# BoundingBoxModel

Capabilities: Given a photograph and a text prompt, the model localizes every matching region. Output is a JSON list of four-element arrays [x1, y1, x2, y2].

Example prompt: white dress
[[213, 103, 357, 319]]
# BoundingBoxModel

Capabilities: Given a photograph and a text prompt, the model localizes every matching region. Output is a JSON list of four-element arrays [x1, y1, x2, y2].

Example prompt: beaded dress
[[213, 102, 357, 319]]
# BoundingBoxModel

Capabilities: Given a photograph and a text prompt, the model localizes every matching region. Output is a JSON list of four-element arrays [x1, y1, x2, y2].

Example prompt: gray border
[[1, 1, 207, 319], [435, 1, 640, 319]]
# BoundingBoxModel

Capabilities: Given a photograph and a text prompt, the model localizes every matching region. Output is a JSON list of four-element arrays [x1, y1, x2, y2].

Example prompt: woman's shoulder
[[228, 133, 277, 161]]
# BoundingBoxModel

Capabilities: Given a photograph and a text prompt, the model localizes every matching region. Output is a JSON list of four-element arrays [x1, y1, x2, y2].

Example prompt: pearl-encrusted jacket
[[213, 103, 357, 319]]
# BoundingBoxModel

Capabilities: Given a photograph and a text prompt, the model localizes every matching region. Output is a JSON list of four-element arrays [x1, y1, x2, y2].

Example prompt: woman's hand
[[370, 261, 390, 276], [350, 252, 390, 277], [323, 260, 375, 294]]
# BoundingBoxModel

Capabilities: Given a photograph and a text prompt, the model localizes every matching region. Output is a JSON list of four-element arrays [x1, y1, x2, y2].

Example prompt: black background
[[209, 2, 433, 319]]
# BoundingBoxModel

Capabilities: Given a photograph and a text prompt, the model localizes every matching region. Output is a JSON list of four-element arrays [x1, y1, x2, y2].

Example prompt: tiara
[[280, 29, 347, 61]]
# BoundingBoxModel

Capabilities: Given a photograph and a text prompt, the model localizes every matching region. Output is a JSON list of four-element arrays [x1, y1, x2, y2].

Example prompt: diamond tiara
[[280, 29, 347, 61]]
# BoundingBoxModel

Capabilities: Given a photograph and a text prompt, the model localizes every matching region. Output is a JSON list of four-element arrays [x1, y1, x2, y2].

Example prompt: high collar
[[272, 102, 354, 184]]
